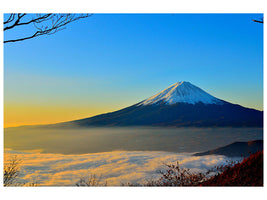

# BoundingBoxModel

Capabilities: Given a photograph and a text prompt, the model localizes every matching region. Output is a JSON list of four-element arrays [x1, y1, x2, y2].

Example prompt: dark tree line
[[4, 13, 92, 43]]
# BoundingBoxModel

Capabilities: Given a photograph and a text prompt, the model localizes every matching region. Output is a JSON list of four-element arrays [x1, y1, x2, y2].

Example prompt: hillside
[[199, 150, 263, 186], [193, 140, 263, 157]]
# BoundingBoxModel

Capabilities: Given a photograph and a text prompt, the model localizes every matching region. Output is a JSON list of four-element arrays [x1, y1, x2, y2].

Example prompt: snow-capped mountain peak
[[139, 81, 224, 105]]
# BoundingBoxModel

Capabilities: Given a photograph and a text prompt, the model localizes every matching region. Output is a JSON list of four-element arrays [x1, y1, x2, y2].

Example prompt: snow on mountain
[[139, 81, 224, 106], [51, 81, 262, 128]]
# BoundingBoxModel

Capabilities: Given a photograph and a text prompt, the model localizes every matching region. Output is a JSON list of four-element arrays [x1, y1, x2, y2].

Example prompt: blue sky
[[4, 13, 263, 127]]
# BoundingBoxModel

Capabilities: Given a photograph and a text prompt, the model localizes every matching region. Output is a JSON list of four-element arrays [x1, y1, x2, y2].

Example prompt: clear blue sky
[[4, 14, 263, 127]]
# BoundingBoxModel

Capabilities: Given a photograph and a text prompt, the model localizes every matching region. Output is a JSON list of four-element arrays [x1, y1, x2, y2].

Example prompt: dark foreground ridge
[[193, 140, 263, 157], [199, 150, 263, 186]]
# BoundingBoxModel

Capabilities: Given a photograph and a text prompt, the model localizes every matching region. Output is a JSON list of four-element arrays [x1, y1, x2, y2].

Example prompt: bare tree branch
[[4, 31, 41, 43], [4, 14, 53, 30], [4, 156, 21, 186], [4, 13, 93, 43], [253, 18, 264, 24], [4, 14, 15, 24]]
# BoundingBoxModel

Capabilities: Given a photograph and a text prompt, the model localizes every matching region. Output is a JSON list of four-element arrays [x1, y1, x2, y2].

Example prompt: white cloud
[[4, 149, 239, 186]]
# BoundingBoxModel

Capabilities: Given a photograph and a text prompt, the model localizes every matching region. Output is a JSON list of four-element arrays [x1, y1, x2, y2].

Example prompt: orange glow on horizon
[[4, 104, 118, 128]]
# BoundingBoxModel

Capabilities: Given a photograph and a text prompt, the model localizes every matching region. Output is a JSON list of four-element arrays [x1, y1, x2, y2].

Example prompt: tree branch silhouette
[[4, 13, 93, 43], [252, 18, 264, 24]]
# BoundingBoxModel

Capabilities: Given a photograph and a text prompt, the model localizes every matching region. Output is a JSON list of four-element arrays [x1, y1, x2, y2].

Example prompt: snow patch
[[140, 81, 224, 106]]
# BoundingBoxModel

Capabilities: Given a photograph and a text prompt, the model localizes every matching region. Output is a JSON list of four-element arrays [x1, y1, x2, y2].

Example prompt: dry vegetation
[[122, 151, 263, 187], [4, 156, 38, 187], [4, 156, 21, 186], [75, 174, 107, 186], [199, 150, 263, 186]]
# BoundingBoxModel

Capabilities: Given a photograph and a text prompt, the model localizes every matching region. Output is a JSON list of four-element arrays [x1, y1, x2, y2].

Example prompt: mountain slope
[[193, 140, 263, 157], [199, 150, 263, 186], [59, 81, 263, 127]]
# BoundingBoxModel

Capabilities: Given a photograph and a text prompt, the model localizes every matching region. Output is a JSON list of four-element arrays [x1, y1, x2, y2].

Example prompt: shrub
[[122, 162, 207, 186], [199, 150, 263, 186], [4, 156, 21, 186], [153, 162, 207, 186], [4, 155, 38, 187], [75, 174, 108, 186]]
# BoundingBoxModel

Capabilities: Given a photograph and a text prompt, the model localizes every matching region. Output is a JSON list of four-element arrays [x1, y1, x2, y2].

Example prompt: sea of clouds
[[4, 149, 240, 186]]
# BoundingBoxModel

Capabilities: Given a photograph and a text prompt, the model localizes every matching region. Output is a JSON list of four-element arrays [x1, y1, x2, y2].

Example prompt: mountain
[[139, 81, 223, 105], [58, 81, 263, 127], [193, 140, 263, 157]]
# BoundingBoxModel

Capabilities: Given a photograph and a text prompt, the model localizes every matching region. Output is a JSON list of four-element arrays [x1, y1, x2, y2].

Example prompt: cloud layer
[[4, 149, 239, 186]]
